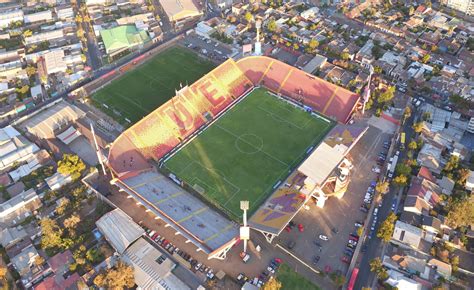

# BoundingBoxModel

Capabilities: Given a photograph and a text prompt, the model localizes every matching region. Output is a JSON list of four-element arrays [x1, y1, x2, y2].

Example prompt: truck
[[400, 132, 406, 150]]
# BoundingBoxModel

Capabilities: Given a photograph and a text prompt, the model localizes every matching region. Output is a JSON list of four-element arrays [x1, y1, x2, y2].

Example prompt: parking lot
[[181, 34, 235, 62], [276, 121, 391, 275]]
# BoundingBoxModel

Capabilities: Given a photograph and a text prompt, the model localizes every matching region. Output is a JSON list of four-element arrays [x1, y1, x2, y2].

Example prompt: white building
[[0, 10, 24, 29], [56, 6, 74, 20], [43, 50, 67, 75], [0, 189, 42, 224], [446, 0, 474, 15], [24, 10, 53, 24], [392, 221, 423, 249], [0, 126, 40, 172], [24, 29, 64, 46]]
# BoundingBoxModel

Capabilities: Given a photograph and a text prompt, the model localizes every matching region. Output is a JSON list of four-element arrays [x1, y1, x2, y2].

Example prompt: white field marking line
[[214, 123, 289, 167], [233, 134, 264, 154], [113, 91, 149, 115], [107, 91, 143, 119], [258, 104, 312, 130], [136, 70, 175, 91], [160, 87, 256, 165], [251, 120, 332, 207]]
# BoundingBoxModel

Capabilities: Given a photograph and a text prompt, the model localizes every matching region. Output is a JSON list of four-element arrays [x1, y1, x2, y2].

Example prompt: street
[[354, 106, 416, 289]]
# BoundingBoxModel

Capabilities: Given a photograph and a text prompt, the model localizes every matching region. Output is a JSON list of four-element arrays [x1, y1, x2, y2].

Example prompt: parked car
[[348, 239, 357, 246], [319, 235, 329, 241], [355, 222, 363, 228], [341, 256, 351, 264]]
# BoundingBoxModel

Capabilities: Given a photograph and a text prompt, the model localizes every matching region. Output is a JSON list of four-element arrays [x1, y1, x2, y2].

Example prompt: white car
[[319, 235, 329, 241], [372, 167, 381, 173], [348, 239, 357, 246]]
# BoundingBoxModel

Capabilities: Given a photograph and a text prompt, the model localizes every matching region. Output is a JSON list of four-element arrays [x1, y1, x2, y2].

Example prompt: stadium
[[108, 55, 366, 259]]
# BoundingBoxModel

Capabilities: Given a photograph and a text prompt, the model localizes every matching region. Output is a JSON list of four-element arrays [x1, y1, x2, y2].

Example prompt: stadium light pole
[[240, 200, 250, 254]]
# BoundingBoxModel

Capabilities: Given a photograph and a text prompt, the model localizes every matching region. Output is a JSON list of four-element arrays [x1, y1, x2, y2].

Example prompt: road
[[354, 107, 416, 289]]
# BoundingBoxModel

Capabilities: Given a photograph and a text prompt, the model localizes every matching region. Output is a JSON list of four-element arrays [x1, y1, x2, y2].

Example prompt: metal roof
[[96, 208, 145, 254]]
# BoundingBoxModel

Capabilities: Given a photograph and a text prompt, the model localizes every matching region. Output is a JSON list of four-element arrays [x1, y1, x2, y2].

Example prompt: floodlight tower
[[240, 200, 250, 253], [254, 20, 262, 56]]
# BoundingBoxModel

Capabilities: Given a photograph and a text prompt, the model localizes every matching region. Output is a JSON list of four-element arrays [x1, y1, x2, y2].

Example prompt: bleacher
[[109, 59, 254, 171], [109, 56, 360, 175], [237, 56, 360, 123]]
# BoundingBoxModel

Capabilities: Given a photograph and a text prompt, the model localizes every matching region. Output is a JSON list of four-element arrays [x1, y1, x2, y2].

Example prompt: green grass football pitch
[[92, 46, 215, 124], [163, 88, 335, 219]]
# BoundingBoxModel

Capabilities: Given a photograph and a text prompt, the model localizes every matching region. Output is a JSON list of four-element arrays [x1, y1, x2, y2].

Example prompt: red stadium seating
[[108, 57, 360, 176], [109, 59, 254, 174]]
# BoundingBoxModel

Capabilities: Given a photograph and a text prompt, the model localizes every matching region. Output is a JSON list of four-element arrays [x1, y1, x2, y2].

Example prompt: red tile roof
[[48, 250, 72, 273], [33, 276, 61, 290], [418, 166, 436, 183]]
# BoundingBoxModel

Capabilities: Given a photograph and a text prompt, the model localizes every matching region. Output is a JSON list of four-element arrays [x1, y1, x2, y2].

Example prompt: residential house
[[0, 10, 24, 29], [0, 226, 28, 249], [417, 143, 443, 174], [428, 258, 452, 279], [421, 215, 442, 235], [0, 189, 42, 225], [392, 221, 423, 249], [407, 176, 441, 208], [465, 170, 474, 191], [11, 244, 48, 288], [24, 10, 53, 24], [437, 176, 455, 195], [43, 50, 67, 75], [24, 29, 64, 46], [403, 196, 431, 215], [0, 125, 40, 172]]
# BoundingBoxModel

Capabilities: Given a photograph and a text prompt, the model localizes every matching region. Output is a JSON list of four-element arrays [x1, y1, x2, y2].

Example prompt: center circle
[[235, 134, 264, 154]]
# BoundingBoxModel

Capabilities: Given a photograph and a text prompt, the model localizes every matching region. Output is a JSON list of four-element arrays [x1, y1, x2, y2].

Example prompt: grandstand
[[108, 56, 361, 259]]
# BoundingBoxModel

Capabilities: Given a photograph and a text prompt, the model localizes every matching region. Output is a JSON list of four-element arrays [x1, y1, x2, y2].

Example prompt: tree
[[16, 85, 30, 95], [26, 65, 37, 77], [396, 163, 412, 176], [94, 273, 106, 287], [64, 213, 81, 230], [370, 258, 388, 280], [83, 15, 91, 22], [443, 155, 459, 174], [421, 54, 430, 64], [81, 54, 87, 63], [245, 11, 253, 22], [34, 255, 45, 267], [99, 261, 135, 289], [57, 154, 86, 180], [56, 198, 70, 215], [377, 86, 395, 104], [372, 45, 383, 59], [75, 15, 83, 23], [375, 181, 389, 194], [40, 218, 63, 250], [393, 175, 408, 186], [402, 107, 411, 122], [308, 39, 319, 51], [412, 122, 424, 134], [267, 19, 277, 32], [293, 43, 299, 50], [262, 277, 281, 290], [340, 51, 350, 61], [408, 141, 418, 151], [76, 28, 85, 39], [451, 255, 459, 272], [0, 266, 7, 281], [446, 197, 474, 228], [22, 29, 32, 38], [456, 168, 470, 186], [377, 212, 397, 242]]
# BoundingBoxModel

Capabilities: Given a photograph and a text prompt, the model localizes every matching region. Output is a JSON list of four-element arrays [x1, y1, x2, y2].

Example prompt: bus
[[347, 267, 359, 290], [400, 132, 406, 150]]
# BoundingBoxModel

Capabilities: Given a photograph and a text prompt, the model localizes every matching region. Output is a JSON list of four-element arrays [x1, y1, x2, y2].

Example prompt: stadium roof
[[96, 208, 145, 254], [250, 125, 368, 235], [100, 25, 150, 54], [114, 170, 239, 254], [159, 0, 202, 22], [298, 125, 368, 186]]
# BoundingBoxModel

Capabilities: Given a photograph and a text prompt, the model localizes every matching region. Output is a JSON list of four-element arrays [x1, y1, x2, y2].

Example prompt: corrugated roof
[[100, 25, 150, 54], [96, 208, 144, 254]]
